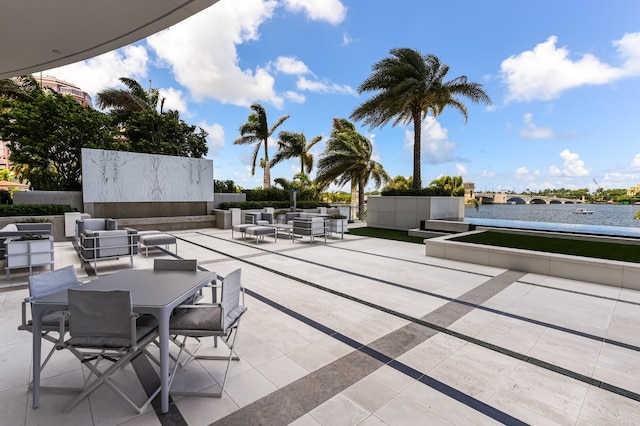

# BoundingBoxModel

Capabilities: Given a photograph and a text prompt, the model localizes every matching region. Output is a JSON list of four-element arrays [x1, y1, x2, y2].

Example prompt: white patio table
[[30, 268, 217, 414]]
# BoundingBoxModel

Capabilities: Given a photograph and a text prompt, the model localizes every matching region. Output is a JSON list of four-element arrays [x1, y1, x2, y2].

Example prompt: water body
[[463, 203, 640, 237]]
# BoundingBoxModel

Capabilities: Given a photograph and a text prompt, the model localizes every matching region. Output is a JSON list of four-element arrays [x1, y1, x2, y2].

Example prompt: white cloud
[[159, 87, 190, 116], [614, 32, 640, 75], [456, 163, 467, 175], [549, 165, 562, 176], [479, 170, 496, 178], [631, 153, 640, 169], [146, 0, 282, 108], [520, 113, 554, 139], [550, 149, 589, 177], [41, 45, 149, 104], [501, 33, 640, 103], [283, 91, 306, 103], [283, 0, 347, 25], [199, 121, 225, 156], [342, 32, 353, 46], [296, 76, 355, 94], [404, 117, 457, 164], [271, 56, 310, 75], [515, 166, 540, 181]]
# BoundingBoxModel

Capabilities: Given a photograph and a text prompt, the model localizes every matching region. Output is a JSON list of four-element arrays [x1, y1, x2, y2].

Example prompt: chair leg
[[170, 324, 241, 398], [63, 348, 160, 414]]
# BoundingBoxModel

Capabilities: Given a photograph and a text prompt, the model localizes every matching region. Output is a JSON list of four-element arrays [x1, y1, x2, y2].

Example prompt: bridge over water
[[473, 192, 584, 205]]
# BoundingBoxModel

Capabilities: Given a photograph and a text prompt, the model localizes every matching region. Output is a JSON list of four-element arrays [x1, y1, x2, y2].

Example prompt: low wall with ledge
[[425, 229, 640, 290], [367, 196, 464, 230]]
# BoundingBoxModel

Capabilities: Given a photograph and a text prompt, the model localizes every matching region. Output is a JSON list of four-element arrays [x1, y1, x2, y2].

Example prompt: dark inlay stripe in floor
[[214, 270, 527, 425], [190, 232, 640, 352]]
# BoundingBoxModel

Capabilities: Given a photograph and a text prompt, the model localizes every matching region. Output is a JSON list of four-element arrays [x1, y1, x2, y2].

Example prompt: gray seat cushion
[[246, 226, 275, 236], [139, 233, 176, 246]]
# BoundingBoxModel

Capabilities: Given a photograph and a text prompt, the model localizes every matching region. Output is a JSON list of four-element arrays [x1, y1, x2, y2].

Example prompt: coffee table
[[270, 223, 294, 240]]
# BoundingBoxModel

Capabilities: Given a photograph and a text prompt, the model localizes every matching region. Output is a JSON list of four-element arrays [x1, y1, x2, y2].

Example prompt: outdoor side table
[[4, 236, 54, 279]]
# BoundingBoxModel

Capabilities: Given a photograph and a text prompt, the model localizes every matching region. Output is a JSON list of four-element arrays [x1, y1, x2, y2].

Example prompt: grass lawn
[[348, 227, 425, 244], [451, 230, 640, 264]]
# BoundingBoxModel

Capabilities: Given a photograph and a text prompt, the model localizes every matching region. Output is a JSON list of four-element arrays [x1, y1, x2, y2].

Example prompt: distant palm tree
[[234, 103, 289, 189], [429, 175, 464, 195], [316, 118, 390, 220], [271, 131, 322, 176], [351, 48, 491, 190], [96, 77, 164, 122], [0, 75, 41, 101]]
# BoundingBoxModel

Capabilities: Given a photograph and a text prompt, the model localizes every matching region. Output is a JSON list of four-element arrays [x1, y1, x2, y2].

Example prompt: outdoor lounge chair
[[76, 218, 138, 273], [168, 268, 246, 397], [19, 265, 82, 390], [61, 289, 160, 414]]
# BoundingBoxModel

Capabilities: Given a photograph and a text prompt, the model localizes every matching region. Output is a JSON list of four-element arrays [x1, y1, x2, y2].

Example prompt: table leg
[[158, 311, 170, 413], [32, 308, 43, 408]]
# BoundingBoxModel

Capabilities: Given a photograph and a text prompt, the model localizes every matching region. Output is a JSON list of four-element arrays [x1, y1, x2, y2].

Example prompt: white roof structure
[[0, 0, 219, 79]]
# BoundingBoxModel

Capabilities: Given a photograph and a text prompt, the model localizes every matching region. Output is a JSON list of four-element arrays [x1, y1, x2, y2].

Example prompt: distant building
[[627, 183, 640, 197], [463, 181, 475, 201], [34, 75, 93, 107]]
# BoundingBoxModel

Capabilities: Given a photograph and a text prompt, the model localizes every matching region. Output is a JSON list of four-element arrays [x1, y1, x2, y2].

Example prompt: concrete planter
[[366, 196, 464, 231]]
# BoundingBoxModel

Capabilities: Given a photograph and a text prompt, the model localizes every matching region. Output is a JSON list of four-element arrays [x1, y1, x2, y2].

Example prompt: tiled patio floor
[[1, 227, 639, 425]]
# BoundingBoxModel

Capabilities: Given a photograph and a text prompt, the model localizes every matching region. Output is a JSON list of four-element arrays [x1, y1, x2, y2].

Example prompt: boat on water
[[573, 207, 595, 214]]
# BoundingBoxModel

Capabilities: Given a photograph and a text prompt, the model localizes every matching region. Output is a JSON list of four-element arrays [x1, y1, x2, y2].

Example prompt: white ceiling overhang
[[0, 0, 219, 79]]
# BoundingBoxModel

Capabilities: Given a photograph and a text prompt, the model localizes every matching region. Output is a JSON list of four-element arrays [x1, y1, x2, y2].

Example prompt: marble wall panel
[[81, 148, 213, 203]]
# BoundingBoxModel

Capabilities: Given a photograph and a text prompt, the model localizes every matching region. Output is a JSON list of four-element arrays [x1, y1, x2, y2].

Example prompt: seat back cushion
[[95, 230, 130, 257], [81, 219, 109, 232], [68, 289, 133, 347], [29, 265, 81, 299]]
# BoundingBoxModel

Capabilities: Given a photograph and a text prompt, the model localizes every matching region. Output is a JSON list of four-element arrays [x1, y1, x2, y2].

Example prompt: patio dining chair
[[168, 268, 246, 397], [18, 265, 82, 390], [61, 289, 160, 414], [153, 258, 208, 362]]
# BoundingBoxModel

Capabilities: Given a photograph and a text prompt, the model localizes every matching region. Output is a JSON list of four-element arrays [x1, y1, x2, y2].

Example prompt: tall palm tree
[[271, 131, 322, 176], [95, 77, 164, 122], [351, 48, 491, 190], [234, 103, 289, 189], [316, 118, 390, 220]]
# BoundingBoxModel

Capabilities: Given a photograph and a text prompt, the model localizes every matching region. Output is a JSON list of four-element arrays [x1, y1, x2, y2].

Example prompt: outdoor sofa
[[0, 222, 53, 257]]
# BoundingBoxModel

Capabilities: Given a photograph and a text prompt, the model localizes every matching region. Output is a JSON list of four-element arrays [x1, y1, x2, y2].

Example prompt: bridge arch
[[506, 197, 526, 205], [530, 198, 547, 204]]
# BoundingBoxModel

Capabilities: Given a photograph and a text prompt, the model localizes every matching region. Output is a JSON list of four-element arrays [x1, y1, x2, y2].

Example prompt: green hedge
[[0, 204, 76, 216], [381, 188, 462, 196], [218, 201, 330, 210]]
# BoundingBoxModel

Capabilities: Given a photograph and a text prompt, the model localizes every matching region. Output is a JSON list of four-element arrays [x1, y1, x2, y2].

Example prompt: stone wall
[[366, 196, 464, 230]]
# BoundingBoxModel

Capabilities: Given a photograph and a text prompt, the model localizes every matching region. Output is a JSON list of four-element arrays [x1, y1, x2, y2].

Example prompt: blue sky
[[44, 0, 640, 193]]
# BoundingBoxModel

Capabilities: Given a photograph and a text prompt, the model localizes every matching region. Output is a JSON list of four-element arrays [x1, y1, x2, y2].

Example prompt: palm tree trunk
[[412, 109, 422, 190], [264, 161, 271, 189], [358, 178, 366, 220], [263, 138, 271, 189], [350, 180, 358, 220]]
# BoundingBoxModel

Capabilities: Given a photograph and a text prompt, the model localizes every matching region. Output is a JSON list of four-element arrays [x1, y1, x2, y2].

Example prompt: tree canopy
[[234, 103, 289, 189], [0, 87, 119, 190], [0, 75, 209, 190], [351, 48, 491, 190], [316, 118, 390, 219]]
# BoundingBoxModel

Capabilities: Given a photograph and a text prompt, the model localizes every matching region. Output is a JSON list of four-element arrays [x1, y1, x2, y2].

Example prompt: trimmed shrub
[[218, 201, 330, 210], [0, 204, 76, 216], [381, 187, 462, 196]]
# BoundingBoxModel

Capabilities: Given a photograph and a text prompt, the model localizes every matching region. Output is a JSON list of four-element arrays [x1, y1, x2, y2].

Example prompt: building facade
[[627, 183, 640, 197]]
